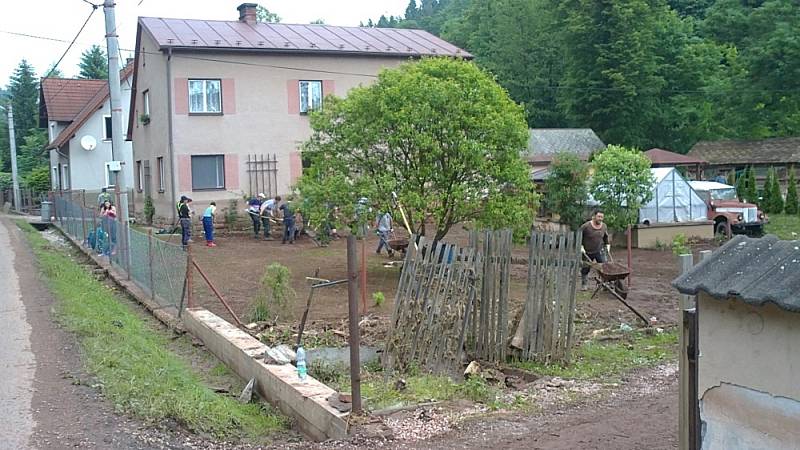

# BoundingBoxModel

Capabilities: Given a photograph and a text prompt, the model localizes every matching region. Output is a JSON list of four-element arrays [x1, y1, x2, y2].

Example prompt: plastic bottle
[[296, 346, 307, 382]]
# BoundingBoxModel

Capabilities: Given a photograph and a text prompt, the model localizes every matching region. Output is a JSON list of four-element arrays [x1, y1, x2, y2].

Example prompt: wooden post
[[678, 253, 693, 450], [80, 205, 87, 244], [346, 236, 362, 414], [186, 245, 194, 309], [626, 225, 633, 287], [148, 229, 155, 300]]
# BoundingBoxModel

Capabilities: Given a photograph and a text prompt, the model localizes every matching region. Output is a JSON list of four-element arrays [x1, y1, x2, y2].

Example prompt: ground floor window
[[191, 155, 225, 190]]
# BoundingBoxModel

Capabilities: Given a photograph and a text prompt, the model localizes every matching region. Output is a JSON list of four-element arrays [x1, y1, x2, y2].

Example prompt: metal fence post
[[186, 245, 194, 309], [678, 253, 693, 450], [346, 235, 362, 414], [124, 221, 131, 280], [81, 205, 87, 244], [148, 228, 155, 300]]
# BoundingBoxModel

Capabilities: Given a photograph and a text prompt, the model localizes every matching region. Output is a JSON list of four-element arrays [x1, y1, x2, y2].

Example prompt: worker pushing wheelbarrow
[[580, 210, 648, 325]]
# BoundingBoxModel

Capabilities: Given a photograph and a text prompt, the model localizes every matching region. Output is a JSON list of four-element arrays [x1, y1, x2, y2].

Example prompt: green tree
[[405, 0, 419, 20], [589, 145, 654, 231], [16, 129, 48, 176], [297, 57, 537, 241], [44, 61, 64, 78], [23, 166, 50, 192], [78, 45, 108, 79], [767, 167, 784, 213], [726, 170, 736, 188], [256, 5, 281, 23], [7, 60, 39, 145], [742, 166, 758, 205], [785, 168, 798, 215], [544, 153, 589, 230]]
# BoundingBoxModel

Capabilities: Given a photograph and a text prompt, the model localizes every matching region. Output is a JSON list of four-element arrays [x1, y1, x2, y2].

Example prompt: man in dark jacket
[[580, 210, 610, 290], [178, 196, 193, 248]]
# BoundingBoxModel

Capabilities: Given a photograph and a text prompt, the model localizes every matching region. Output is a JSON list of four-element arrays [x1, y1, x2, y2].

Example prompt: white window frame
[[299, 80, 323, 114], [103, 115, 112, 141], [61, 164, 70, 190], [104, 162, 116, 188], [52, 166, 59, 189], [188, 79, 222, 114], [157, 157, 165, 192], [136, 160, 143, 192], [142, 89, 150, 116]]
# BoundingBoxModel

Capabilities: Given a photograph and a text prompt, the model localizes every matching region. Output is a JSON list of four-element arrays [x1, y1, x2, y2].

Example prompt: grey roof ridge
[[672, 234, 800, 312]]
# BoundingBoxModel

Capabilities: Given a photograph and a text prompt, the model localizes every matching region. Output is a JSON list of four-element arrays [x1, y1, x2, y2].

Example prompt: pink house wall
[[289, 151, 303, 185], [224, 154, 239, 189], [178, 155, 192, 192], [174, 78, 188, 114], [286, 79, 300, 114], [322, 80, 335, 97], [222, 79, 236, 114]]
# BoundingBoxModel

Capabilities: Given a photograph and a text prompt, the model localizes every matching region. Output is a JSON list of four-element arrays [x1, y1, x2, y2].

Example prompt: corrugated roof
[[138, 17, 471, 58], [526, 129, 605, 163], [47, 63, 134, 150], [673, 235, 800, 313], [40, 78, 107, 124], [688, 137, 800, 165], [645, 148, 706, 166]]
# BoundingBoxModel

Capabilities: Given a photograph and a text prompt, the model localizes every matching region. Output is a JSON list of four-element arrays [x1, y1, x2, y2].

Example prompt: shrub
[[23, 166, 50, 192], [372, 291, 385, 307], [671, 233, 690, 256], [589, 145, 654, 231], [250, 263, 296, 323], [143, 195, 155, 225], [785, 168, 798, 215], [544, 152, 589, 230], [225, 199, 239, 233]]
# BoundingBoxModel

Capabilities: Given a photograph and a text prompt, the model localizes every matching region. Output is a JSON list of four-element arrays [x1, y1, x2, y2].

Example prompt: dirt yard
[[190, 227, 704, 338]]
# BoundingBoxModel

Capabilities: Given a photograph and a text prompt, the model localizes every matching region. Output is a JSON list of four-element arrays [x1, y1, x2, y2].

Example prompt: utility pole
[[103, 0, 129, 223], [5, 105, 21, 211]]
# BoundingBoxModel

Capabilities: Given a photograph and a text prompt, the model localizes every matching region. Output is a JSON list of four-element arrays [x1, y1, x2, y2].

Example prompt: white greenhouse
[[639, 167, 707, 225]]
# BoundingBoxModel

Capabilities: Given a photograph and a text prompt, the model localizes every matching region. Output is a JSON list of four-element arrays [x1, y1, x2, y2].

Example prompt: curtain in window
[[300, 81, 310, 112], [191, 155, 225, 189], [206, 80, 221, 113], [189, 80, 204, 113], [309, 81, 321, 111], [299, 80, 322, 113]]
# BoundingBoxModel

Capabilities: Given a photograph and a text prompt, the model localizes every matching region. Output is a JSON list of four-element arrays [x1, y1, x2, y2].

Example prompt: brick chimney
[[237, 3, 258, 24]]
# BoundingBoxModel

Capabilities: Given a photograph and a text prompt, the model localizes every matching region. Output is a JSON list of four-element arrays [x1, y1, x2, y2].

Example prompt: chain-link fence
[[52, 192, 187, 311]]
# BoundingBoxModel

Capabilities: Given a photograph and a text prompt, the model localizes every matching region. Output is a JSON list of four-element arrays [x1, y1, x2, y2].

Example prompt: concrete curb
[[183, 308, 350, 441]]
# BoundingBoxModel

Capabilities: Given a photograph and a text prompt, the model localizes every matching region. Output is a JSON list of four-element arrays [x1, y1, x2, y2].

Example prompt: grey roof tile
[[688, 137, 800, 165], [526, 129, 605, 163], [672, 235, 800, 313]]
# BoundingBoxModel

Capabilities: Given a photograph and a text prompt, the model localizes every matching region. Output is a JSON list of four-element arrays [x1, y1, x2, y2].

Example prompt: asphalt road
[[0, 218, 36, 449]]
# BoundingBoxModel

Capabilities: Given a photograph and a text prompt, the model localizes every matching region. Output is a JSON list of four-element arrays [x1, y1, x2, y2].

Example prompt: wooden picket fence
[[385, 228, 582, 375], [517, 231, 583, 362], [384, 236, 481, 376]]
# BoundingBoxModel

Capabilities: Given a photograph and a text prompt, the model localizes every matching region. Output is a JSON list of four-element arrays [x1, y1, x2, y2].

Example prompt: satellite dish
[[80, 135, 97, 151]]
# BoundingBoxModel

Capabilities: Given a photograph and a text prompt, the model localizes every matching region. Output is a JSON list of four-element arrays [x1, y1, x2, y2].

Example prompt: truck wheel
[[715, 222, 729, 238]]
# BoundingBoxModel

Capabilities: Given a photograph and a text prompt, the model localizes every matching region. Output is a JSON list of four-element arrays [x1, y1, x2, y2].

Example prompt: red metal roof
[[645, 148, 707, 166], [46, 63, 135, 150], [138, 17, 471, 58], [40, 78, 107, 123]]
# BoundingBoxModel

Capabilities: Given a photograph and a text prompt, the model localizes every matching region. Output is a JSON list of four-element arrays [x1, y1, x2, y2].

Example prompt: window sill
[[102, 138, 112, 142], [191, 187, 226, 192], [188, 112, 224, 116]]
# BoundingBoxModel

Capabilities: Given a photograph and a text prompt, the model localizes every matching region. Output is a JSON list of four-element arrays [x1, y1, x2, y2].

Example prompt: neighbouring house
[[40, 63, 134, 196], [127, 3, 471, 222], [526, 128, 605, 182], [673, 235, 800, 449], [688, 137, 800, 194], [644, 148, 706, 181]]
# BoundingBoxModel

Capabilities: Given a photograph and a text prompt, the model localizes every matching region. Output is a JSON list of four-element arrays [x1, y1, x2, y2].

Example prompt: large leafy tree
[[256, 5, 281, 23], [297, 57, 537, 241], [78, 45, 108, 79], [590, 145, 654, 231], [544, 153, 589, 230]]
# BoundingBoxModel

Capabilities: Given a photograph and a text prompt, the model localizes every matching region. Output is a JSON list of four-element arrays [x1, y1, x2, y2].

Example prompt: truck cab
[[689, 181, 767, 237]]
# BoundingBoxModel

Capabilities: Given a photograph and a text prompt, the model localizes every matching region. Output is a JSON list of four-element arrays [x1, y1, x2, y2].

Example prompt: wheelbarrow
[[585, 258, 649, 326], [386, 232, 409, 257]]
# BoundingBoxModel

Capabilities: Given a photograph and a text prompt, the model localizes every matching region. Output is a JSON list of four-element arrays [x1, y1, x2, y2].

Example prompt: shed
[[673, 235, 800, 449]]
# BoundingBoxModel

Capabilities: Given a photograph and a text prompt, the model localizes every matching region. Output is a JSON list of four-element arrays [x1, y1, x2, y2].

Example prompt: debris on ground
[[237, 378, 255, 404]]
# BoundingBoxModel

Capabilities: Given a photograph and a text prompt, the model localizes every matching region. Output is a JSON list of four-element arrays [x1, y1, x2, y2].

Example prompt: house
[[644, 148, 706, 181], [126, 3, 471, 222], [526, 128, 605, 182], [673, 235, 800, 449], [688, 137, 800, 193], [40, 64, 134, 195]]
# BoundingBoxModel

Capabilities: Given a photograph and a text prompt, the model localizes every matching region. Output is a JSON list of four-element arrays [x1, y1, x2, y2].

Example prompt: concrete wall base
[[633, 221, 714, 248], [182, 308, 349, 441]]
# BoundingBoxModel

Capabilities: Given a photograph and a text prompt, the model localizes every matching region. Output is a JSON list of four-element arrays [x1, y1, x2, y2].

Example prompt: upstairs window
[[299, 80, 322, 114], [188, 79, 221, 114], [103, 115, 113, 140], [142, 89, 151, 123]]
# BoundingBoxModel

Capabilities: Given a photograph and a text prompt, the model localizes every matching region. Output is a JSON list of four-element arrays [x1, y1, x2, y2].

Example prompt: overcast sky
[[0, 0, 410, 83]]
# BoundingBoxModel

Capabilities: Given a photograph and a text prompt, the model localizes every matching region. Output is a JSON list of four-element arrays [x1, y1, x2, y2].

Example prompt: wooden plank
[[564, 230, 581, 361]]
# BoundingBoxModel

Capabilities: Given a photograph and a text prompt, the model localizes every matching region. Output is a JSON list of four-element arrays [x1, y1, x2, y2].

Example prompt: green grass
[[511, 329, 678, 381], [765, 214, 800, 240], [16, 221, 287, 439]]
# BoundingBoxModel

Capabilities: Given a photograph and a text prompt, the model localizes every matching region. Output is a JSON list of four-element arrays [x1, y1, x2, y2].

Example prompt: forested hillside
[[369, 0, 800, 152]]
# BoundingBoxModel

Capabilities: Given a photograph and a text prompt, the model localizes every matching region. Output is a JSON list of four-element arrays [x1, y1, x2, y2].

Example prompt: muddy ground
[[190, 227, 708, 336]]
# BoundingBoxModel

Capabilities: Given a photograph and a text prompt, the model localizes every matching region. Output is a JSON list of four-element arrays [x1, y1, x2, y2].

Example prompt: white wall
[[64, 75, 134, 192], [698, 295, 800, 449]]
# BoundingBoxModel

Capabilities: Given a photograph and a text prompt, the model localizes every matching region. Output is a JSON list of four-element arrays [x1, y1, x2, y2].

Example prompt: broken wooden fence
[[385, 236, 480, 376], [515, 230, 582, 362]]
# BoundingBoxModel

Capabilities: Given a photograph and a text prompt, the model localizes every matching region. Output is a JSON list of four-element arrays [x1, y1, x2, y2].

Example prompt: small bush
[[672, 233, 690, 256], [372, 291, 385, 307], [225, 199, 239, 233], [24, 166, 51, 192], [785, 168, 799, 215], [143, 195, 155, 225], [250, 263, 296, 323]]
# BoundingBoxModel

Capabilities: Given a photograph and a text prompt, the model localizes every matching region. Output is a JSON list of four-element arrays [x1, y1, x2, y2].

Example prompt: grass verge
[[16, 221, 286, 439], [511, 329, 678, 381], [764, 213, 800, 240]]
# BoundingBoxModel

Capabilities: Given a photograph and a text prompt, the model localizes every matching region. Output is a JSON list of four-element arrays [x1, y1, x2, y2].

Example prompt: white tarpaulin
[[639, 167, 707, 224]]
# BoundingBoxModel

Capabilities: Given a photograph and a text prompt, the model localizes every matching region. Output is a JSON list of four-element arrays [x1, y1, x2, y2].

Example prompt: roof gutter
[[166, 46, 177, 224]]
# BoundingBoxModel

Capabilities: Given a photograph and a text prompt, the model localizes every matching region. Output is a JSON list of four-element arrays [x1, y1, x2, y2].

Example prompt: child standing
[[203, 201, 217, 247]]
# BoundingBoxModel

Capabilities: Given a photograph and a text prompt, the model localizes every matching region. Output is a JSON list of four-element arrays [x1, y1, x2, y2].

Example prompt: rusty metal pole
[[346, 235, 362, 414], [361, 237, 367, 314], [186, 244, 194, 309], [627, 225, 632, 287]]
